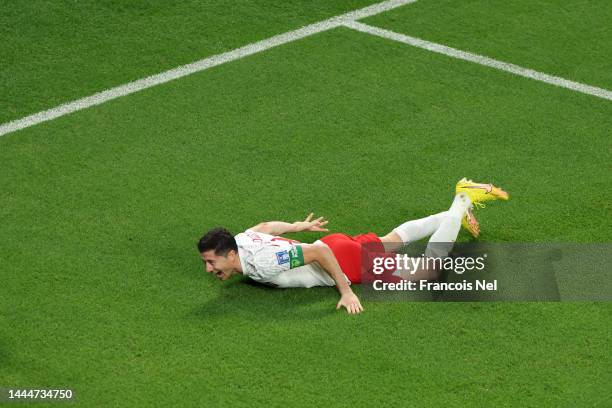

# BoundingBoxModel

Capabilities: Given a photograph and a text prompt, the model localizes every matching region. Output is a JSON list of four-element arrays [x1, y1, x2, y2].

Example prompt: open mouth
[[215, 271, 224, 278]]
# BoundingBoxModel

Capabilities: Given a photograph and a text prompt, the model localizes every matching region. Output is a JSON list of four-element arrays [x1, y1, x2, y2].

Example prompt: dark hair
[[197, 227, 238, 256]]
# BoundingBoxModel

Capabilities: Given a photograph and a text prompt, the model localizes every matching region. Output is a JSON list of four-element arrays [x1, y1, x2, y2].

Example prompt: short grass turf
[[1, 16, 611, 408], [364, 0, 612, 90], [0, 0, 381, 124]]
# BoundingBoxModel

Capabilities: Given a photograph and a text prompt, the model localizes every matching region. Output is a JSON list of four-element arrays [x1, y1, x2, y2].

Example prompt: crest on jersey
[[276, 250, 290, 265]]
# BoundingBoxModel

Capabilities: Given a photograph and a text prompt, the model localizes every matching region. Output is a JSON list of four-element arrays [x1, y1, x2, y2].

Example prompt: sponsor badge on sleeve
[[288, 245, 305, 269]]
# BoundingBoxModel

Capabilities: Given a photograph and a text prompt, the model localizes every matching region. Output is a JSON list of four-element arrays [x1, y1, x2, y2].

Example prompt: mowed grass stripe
[[1, 28, 609, 406], [345, 21, 612, 101], [364, 0, 612, 91], [0, 0, 387, 124], [0, 0, 417, 138]]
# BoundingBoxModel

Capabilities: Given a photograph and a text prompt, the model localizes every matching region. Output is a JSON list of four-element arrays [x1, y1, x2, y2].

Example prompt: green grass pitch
[[1, 1, 610, 407]]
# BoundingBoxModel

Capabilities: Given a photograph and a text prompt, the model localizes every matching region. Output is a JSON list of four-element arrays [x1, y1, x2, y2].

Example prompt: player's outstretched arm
[[250, 213, 329, 235], [301, 244, 364, 315]]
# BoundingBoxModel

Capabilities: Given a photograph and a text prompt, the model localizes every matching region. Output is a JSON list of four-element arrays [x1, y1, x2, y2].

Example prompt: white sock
[[425, 193, 471, 258], [393, 211, 449, 244]]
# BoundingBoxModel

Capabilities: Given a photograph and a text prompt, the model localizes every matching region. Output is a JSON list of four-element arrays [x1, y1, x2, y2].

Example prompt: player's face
[[200, 250, 237, 281]]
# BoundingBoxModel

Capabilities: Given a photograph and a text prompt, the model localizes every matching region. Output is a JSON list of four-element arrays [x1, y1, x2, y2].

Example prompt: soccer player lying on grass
[[197, 178, 508, 314]]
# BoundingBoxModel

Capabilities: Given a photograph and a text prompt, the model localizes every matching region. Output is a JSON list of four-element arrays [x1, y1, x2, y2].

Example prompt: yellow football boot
[[461, 206, 480, 238], [456, 178, 509, 208]]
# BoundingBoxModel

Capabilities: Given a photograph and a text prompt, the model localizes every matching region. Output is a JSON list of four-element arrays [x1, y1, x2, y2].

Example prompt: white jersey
[[234, 229, 346, 288]]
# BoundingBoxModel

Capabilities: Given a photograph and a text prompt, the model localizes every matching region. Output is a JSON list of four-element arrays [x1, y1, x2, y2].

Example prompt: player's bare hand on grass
[[294, 213, 329, 232], [337, 293, 364, 314]]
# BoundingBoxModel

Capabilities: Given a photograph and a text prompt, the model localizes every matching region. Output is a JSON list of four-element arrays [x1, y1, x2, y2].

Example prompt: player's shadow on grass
[[190, 277, 343, 322]]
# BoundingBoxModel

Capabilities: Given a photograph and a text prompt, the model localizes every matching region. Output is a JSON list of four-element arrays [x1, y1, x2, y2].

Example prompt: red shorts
[[320, 233, 401, 284]]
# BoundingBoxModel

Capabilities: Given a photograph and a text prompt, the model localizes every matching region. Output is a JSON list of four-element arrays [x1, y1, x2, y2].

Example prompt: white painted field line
[[344, 21, 612, 102], [0, 0, 418, 138]]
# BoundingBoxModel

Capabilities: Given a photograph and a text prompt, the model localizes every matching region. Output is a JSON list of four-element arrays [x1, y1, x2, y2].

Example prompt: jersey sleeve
[[249, 244, 305, 281]]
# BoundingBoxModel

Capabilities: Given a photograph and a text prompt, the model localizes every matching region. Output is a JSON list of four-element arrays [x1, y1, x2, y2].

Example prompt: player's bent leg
[[379, 231, 403, 253], [424, 192, 471, 259], [385, 195, 470, 284], [380, 211, 450, 253], [392, 260, 441, 282]]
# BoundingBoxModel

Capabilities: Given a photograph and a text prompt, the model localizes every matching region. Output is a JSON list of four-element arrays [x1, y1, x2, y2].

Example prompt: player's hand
[[294, 213, 329, 232], [336, 292, 364, 314]]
